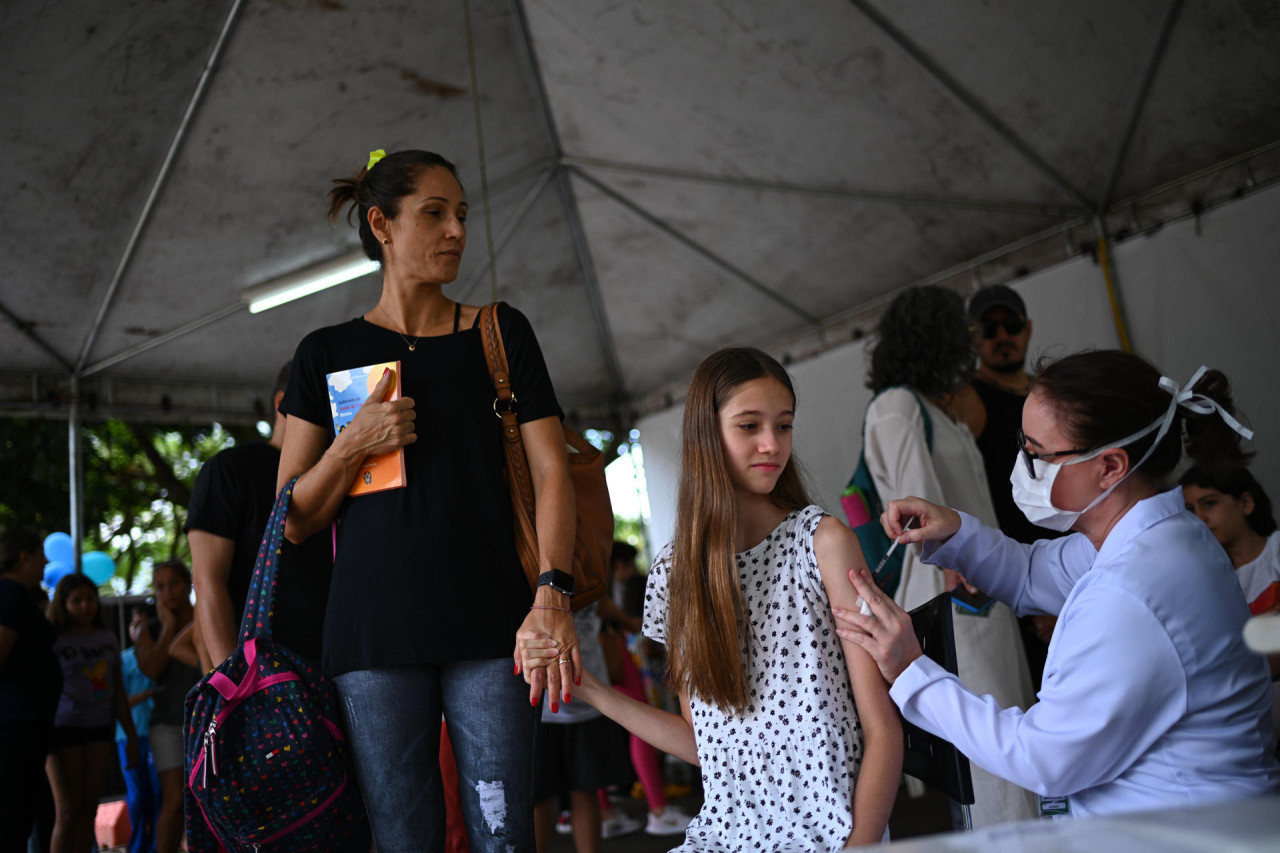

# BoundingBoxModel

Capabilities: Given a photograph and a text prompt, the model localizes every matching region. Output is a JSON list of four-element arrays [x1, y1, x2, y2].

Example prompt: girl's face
[[1183, 484, 1253, 547], [65, 586, 98, 627], [718, 377, 794, 496], [153, 568, 191, 611]]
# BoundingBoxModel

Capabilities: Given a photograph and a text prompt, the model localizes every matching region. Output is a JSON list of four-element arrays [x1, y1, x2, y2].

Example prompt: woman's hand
[[333, 368, 417, 462], [832, 569, 923, 683], [514, 607, 582, 712], [882, 497, 962, 546], [156, 600, 177, 633]]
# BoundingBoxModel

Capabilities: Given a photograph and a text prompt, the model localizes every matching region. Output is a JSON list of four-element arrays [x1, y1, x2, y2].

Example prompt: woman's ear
[[1097, 448, 1130, 490], [1240, 491, 1257, 518], [367, 206, 389, 243]]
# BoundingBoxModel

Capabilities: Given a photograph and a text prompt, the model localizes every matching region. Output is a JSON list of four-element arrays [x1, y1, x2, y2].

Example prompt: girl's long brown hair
[[667, 348, 811, 715]]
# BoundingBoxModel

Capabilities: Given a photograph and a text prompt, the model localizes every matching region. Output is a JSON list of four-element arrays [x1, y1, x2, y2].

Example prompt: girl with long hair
[[46, 573, 138, 853], [521, 347, 902, 851]]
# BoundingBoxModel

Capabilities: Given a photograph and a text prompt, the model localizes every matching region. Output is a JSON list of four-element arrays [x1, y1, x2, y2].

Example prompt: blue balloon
[[82, 551, 117, 585], [43, 561, 73, 590], [44, 532, 73, 566]]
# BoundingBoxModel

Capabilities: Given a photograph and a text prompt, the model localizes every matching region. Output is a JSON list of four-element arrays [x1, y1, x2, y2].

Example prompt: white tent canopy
[[3, 0, 1279, 429]]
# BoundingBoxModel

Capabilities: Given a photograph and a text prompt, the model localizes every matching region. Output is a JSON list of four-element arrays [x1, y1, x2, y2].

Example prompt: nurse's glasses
[[1016, 428, 1089, 479]]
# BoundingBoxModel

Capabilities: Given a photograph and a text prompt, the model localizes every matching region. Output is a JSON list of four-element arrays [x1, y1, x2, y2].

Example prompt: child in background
[[520, 347, 902, 851], [47, 573, 139, 853], [117, 619, 160, 853], [1182, 466, 1280, 615]]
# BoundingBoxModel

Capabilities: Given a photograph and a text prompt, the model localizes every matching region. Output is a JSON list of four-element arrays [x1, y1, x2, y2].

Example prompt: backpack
[[184, 479, 370, 852], [840, 387, 933, 599]]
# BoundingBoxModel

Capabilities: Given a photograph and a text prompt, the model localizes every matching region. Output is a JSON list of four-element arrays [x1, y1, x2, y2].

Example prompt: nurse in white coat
[[836, 351, 1280, 818]]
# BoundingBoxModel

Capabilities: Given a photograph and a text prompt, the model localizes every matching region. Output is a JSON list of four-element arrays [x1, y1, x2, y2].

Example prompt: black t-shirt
[[280, 305, 563, 675], [973, 378, 1064, 545], [0, 579, 62, 724], [186, 441, 332, 661]]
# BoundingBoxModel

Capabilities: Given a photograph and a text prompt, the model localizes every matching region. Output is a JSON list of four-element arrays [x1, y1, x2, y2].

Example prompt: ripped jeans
[[334, 659, 538, 853]]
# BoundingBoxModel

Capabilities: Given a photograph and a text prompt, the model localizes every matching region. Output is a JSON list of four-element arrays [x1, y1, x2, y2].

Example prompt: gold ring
[[557, 658, 571, 664]]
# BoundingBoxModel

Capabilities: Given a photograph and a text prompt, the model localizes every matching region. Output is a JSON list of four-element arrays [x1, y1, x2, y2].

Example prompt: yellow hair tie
[[366, 149, 387, 171]]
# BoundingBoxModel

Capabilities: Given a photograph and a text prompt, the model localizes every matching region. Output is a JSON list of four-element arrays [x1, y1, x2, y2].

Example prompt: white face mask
[[1009, 365, 1253, 533]]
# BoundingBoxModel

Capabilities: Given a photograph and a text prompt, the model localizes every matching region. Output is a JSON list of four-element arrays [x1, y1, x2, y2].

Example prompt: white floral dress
[[643, 507, 863, 852]]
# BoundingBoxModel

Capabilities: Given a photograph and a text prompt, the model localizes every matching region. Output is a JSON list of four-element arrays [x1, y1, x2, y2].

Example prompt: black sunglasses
[[973, 316, 1026, 339], [1016, 428, 1089, 480]]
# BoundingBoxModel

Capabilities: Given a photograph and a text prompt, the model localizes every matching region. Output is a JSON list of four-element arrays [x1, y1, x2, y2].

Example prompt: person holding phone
[[835, 350, 1280, 817]]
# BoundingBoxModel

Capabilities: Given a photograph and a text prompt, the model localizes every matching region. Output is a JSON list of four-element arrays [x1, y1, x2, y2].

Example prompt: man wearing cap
[[965, 285, 1061, 689]]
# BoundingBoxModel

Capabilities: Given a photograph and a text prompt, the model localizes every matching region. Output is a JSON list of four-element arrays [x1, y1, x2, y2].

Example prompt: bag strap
[[478, 304, 541, 570], [238, 477, 298, 643]]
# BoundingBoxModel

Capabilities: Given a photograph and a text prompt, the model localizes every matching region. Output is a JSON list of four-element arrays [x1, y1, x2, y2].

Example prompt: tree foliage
[[0, 418, 247, 592]]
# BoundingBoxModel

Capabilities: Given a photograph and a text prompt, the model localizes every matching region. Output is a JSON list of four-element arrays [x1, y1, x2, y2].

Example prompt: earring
[[382, 238, 389, 244]]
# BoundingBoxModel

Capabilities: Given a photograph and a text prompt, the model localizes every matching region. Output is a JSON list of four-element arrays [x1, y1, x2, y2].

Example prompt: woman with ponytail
[[277, 149, 575, 851], [834, 350, 1280, 818], [522, 348, 903, 850]]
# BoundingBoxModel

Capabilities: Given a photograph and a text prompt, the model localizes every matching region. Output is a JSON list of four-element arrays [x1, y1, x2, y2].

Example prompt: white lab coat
[[864, 389, 1039, 826], [893, 488, 1280, 817]]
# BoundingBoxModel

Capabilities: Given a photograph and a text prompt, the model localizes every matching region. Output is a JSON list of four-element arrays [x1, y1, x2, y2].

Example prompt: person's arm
[[134, 612, 173, 681], [112, 660, 140, 768], [189, 530, 238, 667], [168, 621, 200, 669], [572, 663, 699, 766], [813, 518, 900, 846], [128, 688, 156, 708], [514, 416, 580, 706], [843, 571, 1185, 796], [278, 369, 417, 544]]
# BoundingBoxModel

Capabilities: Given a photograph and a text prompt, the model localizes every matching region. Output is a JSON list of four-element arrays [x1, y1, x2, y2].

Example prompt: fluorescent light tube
[[242, 251, 380, 314]]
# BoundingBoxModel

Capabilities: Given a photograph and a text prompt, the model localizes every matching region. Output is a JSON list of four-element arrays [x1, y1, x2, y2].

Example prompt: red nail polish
[[530, 696, 538, 707], [565, 694, 572, 703], [575, 676, 581, 686], [551, 703, 558, 713]]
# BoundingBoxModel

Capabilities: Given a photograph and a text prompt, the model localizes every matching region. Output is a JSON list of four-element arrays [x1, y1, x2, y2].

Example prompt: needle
[[859, 517, 917, 615]]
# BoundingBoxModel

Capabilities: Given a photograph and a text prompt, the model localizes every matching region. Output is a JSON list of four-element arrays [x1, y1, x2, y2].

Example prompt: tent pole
[[0, 299, 74, 372], [562, 156, 1077, 217], [846, 0, 1093, 212], [1094, 217, 1134, 353], [74, 0, 246, 372], [1097, 0, 1184, 214], [508, 0, 628, 410], [68, 374, 85, 574], [571, 167, 819, 325]]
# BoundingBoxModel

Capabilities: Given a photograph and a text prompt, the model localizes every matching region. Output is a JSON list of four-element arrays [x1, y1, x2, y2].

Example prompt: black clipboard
[[901, 592, 975, 805]]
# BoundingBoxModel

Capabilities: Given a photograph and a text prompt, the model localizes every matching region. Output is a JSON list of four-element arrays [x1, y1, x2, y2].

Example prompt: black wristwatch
[[536, 570, 575, 597]]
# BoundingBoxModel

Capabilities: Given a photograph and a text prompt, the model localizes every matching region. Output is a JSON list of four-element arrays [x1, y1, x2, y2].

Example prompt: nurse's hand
[[833, 569, 923, 683], [882, 497, 961, 546]]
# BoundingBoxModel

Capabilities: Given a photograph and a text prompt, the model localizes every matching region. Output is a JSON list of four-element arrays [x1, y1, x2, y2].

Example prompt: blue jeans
[[116, 736, 159, 853], [334, 659, 538, 853]]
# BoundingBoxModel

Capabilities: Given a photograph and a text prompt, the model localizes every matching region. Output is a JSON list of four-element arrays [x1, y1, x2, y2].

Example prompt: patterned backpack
[[184, 479, 369, 852]]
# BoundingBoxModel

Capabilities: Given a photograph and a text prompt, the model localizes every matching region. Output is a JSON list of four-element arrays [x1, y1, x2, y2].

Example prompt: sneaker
[[555, 810, 573, 834], [646, 806, 694, 835], [601, 811, 644, 839]]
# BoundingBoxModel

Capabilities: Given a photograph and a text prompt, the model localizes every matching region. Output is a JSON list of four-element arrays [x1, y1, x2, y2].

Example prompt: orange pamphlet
[[326, 361, 407, 496]]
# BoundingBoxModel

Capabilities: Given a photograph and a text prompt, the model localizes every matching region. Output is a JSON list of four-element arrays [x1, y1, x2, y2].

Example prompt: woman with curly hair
[[861, 285, 1038, 828]]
